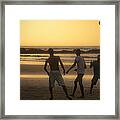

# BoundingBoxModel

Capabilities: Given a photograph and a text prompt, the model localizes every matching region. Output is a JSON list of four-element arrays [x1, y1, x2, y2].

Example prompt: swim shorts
[[49, 71, 65, 88]]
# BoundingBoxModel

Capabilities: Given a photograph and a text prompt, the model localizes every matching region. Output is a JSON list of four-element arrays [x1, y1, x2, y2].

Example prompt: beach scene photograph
[[20, 20, 100, 100]]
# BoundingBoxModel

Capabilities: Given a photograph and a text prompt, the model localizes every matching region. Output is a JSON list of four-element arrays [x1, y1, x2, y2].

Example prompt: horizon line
[[21, 46, 100, 47]]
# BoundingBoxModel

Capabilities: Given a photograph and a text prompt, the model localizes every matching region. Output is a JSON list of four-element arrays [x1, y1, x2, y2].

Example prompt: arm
[[90, 61, 93, 68], [44, 59, 49, 76], [66, 60, 76, 74], [84, 62, 87, 69], [59, 57, 65, 75]]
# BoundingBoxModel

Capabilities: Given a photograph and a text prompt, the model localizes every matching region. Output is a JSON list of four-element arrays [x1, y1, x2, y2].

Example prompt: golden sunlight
[[20, 20, 100, 46]]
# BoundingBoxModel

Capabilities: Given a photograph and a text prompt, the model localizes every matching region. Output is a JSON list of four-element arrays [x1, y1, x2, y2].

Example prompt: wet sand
[[20, 66, 100, 100]]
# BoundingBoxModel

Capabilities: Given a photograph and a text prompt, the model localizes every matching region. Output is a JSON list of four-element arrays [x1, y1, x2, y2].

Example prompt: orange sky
[[20, 20, 100, 46]]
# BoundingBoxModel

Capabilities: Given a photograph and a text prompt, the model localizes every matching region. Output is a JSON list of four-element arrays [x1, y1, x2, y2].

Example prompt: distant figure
[[44, 48, 72, 100], [90, 55, 100, 94], [66, 49, 86, 98], [99, 21, 100, 25]]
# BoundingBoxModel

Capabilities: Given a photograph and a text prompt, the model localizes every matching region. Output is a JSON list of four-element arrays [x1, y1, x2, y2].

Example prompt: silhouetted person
[[99, 21, 100, 25], [44, 48, 72, 100], [90, 55, 100, 94], [66, 49, 86, 98]]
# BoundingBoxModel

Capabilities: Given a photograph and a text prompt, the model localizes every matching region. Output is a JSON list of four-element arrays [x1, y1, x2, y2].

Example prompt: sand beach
[[20, 64, 100, 100]]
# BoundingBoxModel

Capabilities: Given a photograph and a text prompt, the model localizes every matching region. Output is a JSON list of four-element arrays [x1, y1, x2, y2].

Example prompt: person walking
[[66, 49, 86, 98], [44, 48, 72, 100], [90, 55, 100, 94]]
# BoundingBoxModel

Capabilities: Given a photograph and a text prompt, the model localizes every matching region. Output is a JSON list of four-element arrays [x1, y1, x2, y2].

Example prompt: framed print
[[0, 0, 120, 119]]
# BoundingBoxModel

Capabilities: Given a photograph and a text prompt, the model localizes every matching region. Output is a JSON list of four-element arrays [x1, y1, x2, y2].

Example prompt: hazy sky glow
[[20, 20, 100, 46]]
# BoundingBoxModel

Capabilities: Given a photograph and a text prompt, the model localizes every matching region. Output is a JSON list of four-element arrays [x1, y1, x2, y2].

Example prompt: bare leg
[[49, 86, 53, 100], [62, 85, 72, 100], [90, 83, 93, 94], [90, 76, 98, 94], [71, 77, 78, 97], [78, 75, 84, 97]]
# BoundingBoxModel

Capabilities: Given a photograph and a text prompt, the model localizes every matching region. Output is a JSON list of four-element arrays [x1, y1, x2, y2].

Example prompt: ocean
[[20, 46, 100, 80]]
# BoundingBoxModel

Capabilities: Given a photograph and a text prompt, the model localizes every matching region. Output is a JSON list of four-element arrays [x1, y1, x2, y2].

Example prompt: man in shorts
[[90, 55, 100, 94], [66, 49, 86, 98], [44, 48, 72, 100]]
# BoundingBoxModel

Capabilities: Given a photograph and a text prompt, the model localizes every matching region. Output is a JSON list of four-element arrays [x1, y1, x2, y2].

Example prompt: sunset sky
[[20, 20, 100, 46]]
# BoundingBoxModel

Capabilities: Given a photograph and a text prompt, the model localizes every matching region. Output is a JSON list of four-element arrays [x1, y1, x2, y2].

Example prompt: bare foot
[[49, 97, 53, 100], [66, 96, 72, 100]]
